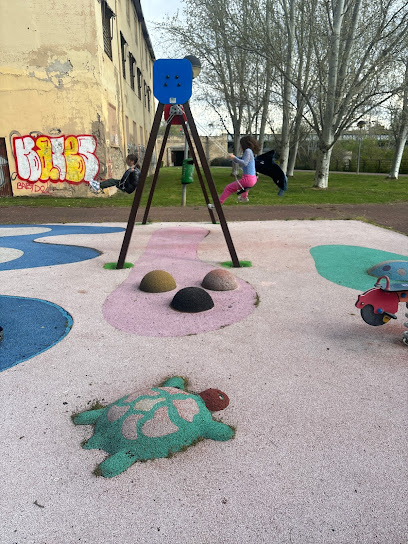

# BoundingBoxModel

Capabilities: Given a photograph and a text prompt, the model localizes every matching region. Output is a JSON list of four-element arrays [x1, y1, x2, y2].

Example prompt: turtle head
[[199, 389, 230, 411]]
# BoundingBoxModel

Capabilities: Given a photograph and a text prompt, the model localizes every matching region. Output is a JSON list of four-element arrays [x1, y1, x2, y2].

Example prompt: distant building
[[0, 0, 155, 197], [158, 133, 228, 167]]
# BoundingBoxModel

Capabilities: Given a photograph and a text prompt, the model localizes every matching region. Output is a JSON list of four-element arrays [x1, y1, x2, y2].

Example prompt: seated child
[[90, 154, 140, 194]]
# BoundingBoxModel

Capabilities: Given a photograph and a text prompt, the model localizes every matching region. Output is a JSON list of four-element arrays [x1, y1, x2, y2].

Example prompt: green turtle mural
[[73, 377, 235, 477]]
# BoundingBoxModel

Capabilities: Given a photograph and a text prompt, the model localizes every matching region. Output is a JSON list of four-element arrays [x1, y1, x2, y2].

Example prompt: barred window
[[129, 53, 136, 91], [102, 1, 114, 60], [137, 68, 142, 99], [146, 86, 151, 112], [120, 33, 127, 79]]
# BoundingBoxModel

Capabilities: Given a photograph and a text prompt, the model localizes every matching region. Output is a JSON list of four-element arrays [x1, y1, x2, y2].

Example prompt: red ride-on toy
[[355, 276, 408, 344]]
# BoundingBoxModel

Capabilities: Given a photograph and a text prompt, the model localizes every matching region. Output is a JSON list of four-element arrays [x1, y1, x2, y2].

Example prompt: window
[[120, 33, 127, 79], [143, 81, 147, 107], [146, 86, 151, 112], [129, 53, 136, 90], [102, 1, 115, 60], [137, 68, 142, 99]]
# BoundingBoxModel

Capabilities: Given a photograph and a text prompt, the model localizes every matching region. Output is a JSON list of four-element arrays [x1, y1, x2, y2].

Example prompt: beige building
[[158, 133, 228, 167], [0, 0, 155, 197]]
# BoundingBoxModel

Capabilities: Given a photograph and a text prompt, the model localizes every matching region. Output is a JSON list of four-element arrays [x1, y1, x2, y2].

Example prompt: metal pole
[[142, 120, 171, 224], [183, 102, 240, 267], [181, 184, 187, 206], [117, 103, 165, 269], [179, 115, 216, 224], [357, 131, 362, 174], [181, 134, 189, 206]]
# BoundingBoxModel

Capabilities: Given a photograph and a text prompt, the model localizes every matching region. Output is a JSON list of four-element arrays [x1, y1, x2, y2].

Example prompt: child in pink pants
[[219, 136, 261, 204]]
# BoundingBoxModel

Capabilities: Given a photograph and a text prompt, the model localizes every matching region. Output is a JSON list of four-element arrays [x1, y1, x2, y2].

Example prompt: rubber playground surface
[[0, 218, 407, 543]]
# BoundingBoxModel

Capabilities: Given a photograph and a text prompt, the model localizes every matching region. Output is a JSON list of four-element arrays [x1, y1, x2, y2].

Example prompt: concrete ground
[[0, 219, 407, 544]]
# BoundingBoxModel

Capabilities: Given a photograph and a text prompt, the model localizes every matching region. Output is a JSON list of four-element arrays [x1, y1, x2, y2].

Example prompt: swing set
[[115, 58, 288, 271], [116, 58, 241, 268]]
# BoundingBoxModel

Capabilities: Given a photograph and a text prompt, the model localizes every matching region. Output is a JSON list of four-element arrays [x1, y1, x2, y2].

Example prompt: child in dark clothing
[[89, 154, 140, 194]]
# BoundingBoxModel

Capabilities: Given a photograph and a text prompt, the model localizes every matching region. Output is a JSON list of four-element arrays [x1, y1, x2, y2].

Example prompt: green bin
[[181, 158, 194, 184]]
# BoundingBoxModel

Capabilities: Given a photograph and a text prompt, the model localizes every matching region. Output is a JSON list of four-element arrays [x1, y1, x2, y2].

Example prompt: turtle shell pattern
[[74, 381, 234, 477]]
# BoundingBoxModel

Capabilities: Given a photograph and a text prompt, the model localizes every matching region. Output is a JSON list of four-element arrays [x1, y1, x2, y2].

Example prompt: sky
[[140, 0, 183, 57], [140, 0, 221, 135], [141, 0, 182, 24]]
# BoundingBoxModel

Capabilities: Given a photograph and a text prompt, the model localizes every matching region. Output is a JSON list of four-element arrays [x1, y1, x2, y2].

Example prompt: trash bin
[[181, 158, 194, 184]]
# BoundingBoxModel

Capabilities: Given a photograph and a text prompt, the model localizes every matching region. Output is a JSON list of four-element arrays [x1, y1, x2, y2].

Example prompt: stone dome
[[170, 287, 214, 313], [139, 270, 177, 293], [202, 269, 238, 291]]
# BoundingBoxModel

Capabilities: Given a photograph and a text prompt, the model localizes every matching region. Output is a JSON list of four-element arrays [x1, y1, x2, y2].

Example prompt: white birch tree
[[388, 58, 408, 179], [248, 0, 408, 187]]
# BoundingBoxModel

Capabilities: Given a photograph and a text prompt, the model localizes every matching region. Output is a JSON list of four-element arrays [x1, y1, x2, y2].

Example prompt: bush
[[211, 157, 232, 167]]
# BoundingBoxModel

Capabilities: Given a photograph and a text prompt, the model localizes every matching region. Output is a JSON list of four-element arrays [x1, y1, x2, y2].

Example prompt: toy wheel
[[361, 305, 387, 326]]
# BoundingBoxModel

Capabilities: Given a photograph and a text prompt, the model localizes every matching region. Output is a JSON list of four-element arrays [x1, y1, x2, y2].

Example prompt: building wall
[[158, 134, 228, 167], [0, 0, 155, 197]]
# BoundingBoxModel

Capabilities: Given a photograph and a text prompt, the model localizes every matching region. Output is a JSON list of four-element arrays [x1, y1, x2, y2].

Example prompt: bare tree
[[157, 0, 277, 156], [278, 0, 296, 173], [388, 58, 408, 179], [287, 0, 316, 176], [248, 0, 408, 187]]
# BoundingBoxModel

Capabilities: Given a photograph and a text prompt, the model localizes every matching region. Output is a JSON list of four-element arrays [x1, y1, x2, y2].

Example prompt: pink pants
[[219, 174, 258, 204]]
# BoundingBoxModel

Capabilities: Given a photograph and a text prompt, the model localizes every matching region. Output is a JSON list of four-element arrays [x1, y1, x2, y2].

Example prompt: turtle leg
[[98, 450, 142, 478], [160, 376, 186, 390], [73, 408, 105, 425], [203, 420, 235, 441]]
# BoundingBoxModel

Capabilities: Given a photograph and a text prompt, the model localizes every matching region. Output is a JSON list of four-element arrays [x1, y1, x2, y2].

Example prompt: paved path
[[1, 202, 407, 234]]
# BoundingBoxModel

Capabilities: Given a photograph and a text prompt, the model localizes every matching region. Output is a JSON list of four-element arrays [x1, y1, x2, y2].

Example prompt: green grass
[[1, 169, 406, 208]]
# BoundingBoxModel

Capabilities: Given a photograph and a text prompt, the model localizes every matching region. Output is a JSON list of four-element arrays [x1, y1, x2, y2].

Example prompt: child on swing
[[219, 135, 261, 204], [89, 154, 140, 194]]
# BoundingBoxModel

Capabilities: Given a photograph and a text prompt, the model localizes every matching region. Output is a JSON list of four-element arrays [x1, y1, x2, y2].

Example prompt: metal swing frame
[[116, 101, 241, 269]]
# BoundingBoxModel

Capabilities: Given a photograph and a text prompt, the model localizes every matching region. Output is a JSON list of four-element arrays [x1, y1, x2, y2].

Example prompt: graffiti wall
[[12, 134, 99, 187]]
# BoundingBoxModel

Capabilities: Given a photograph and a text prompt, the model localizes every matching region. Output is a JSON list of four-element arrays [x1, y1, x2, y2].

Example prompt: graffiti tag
[[12, 135, 99, 184], [16, 181, 53, 194]]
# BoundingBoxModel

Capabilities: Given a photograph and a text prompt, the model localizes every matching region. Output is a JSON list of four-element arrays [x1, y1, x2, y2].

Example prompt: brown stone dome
[[139, 270, 177, 293]]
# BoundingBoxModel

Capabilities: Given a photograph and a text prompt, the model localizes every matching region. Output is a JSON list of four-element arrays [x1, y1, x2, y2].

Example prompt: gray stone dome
[[202, 269, 238, 291]]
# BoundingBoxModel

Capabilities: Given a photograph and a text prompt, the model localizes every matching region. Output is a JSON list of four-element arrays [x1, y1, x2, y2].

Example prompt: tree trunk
[[287, 99, 304, 176], [389, 60, 408, 180], [287, 139, 299, 177], [389, 124, 408, 179], [314, 147, 333, 188], [258, 5, 273, 154], [279, 0, 295, 174], [280, 80, 291, 174]]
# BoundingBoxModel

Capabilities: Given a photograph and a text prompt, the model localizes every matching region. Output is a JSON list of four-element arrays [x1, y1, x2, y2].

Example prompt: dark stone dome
[[170, 287, 214, 313]]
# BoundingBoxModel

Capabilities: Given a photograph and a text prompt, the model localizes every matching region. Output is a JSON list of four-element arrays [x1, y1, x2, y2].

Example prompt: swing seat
[[236, 187, 251, 195]]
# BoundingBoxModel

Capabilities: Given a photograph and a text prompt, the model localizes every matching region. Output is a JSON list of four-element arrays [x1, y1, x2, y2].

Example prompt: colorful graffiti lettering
[[12, 135, 99, 184]]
